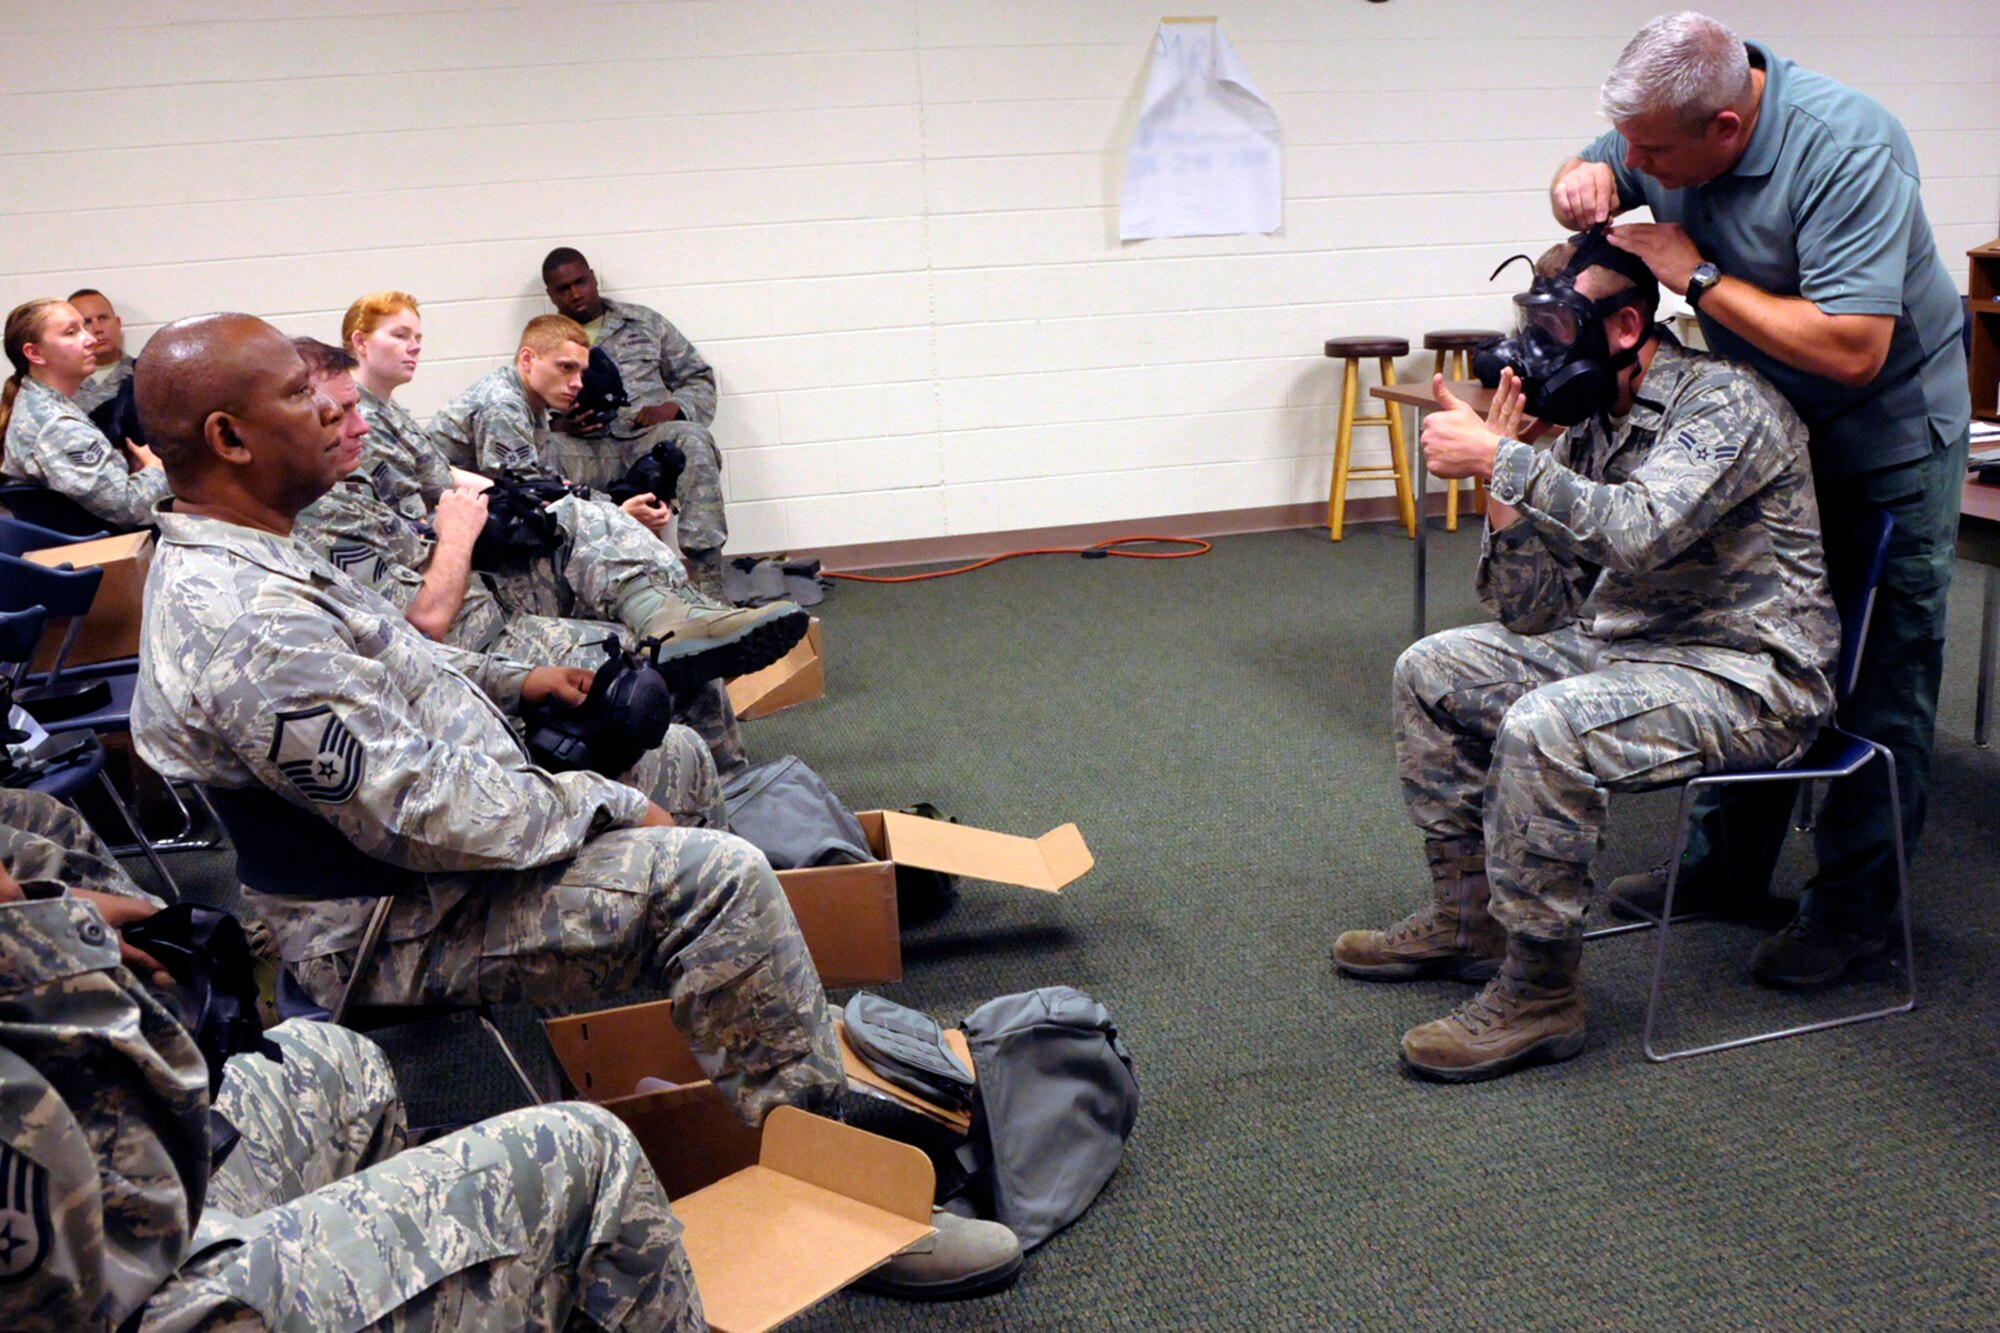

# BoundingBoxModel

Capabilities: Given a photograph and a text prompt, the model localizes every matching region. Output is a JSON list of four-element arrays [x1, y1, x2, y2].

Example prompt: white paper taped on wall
[[1120, 18, 1283, 241]]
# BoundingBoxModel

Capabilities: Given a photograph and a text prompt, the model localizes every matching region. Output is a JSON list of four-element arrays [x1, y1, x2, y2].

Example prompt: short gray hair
[[1600, 11, 1752, 127]]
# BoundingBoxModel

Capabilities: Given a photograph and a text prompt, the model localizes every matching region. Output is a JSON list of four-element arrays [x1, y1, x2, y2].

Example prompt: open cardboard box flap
[[774, 811, 1091, 988], [874, 809, 1092, 893], [676, 1106, 935, 1333], [727, 618, 824, 720], [544, 1002, 937, 1333]]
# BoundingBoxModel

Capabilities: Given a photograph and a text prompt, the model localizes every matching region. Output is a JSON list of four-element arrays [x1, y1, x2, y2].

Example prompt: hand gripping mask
[[521, 636, 676, 778], [1471, 226, 1660, 426], [470, 470, 577, 571], [607, 438, 687, 507]]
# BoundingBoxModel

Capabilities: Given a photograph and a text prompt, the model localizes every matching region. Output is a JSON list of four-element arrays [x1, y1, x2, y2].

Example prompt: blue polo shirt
[[1581, 42, 1969, 478]]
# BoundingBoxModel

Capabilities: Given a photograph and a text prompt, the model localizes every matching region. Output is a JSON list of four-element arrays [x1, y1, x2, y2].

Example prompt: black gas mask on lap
[[1472, 226, 1660, 427], [471, 471, 580, 571], [520, 637, 676, 778]]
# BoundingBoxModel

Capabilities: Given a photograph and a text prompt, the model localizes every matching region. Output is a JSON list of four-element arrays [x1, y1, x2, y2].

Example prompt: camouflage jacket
[[355, 385, 454, 517], [131, 505, 648, 878], [428, 366, 547, 475], [2, 375, 169, 529], [292, 473, 511, 654], [0, 892, 211, 1331], [1477, 335, 1837, 721], [572, 297, 717, 439], [71, 353, 135, 417]]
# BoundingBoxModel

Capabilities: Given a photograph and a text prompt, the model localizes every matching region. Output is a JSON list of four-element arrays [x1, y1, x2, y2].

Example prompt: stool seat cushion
[[1323, 336, 1409, 358], [1423, 328, 1504, 351]]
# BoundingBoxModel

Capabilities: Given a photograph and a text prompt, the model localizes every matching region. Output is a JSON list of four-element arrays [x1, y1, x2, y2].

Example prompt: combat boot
[[1399, 935, 1586, 1083], [1331, 838, 1506, 983], [639, 597, 809, 696]]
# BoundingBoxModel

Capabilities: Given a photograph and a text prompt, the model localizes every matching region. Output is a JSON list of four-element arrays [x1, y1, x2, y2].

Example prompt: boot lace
[[1380, 904, 1446, 946]]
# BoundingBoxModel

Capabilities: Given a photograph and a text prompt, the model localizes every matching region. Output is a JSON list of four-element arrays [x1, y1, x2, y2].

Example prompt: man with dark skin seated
[[125, 314, 1021, 1299], [541, 249, 731, 599]]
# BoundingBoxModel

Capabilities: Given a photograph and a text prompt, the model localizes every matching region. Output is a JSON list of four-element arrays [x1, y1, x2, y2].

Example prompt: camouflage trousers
[[0, 786, 155, 902], [1394, 622, 1815, 941], [488, 492, 747, 773], [541, 422, 725, 558], [648, 419, 726, 560], [143, 1020, 701, 1332], [274, 821, 842, 1127]]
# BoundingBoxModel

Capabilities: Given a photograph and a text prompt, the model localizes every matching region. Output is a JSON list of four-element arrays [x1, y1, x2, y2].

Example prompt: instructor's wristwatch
[[1685, 261, 1722, 310]]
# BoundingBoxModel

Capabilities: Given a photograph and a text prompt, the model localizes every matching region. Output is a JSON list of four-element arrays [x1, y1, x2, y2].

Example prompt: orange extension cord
[[822, 535, 1211, 584]]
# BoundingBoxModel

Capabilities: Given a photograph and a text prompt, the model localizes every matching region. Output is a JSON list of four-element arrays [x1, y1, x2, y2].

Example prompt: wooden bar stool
[[1423, 329, 1503, 531], [1323, 335, 1414, 541]]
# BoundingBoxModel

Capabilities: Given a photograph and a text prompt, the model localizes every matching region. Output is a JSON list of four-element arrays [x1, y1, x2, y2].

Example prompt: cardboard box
[[25, 532, 152, 671], [544, 1000, 937, 1333], [727, 618, 824, 720], [779, 810, 1093, 988]]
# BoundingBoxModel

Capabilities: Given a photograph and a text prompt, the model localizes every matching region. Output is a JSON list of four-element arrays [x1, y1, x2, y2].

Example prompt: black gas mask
[[520, 637, 676, 778], [606, 439, 687, 507], [1472, 227, 1660, 427], [470, 471, 580, 571], [574, 345, 630, 424]]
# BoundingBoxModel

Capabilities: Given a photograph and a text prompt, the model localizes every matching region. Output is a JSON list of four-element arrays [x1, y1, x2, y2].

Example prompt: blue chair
[[0, 482, 113, 539], [0, 604, 175, 899], [0, 532, 214, 853], [1593, 508, 1911, 1062], [0, 513, 109, 557]]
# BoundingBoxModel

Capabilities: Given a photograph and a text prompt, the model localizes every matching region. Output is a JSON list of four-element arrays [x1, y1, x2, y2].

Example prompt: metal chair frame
[[1585, 507, 1911, 1062], [329, 895, 546, 1106]]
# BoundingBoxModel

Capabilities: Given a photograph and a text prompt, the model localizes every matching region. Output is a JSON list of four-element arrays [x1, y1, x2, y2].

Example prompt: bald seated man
[[125, 315, 1023, 1301]]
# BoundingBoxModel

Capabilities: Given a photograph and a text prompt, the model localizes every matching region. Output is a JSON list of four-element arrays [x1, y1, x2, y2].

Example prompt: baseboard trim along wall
[[792, 492, 1462, 573]]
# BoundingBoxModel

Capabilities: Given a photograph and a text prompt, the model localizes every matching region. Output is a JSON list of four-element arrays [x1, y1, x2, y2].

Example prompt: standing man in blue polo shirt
[[1550, 12, 1970, 987]]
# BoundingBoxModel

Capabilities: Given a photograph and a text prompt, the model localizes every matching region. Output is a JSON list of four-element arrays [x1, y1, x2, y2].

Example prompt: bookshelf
[[1970, 242, 2000, 424]]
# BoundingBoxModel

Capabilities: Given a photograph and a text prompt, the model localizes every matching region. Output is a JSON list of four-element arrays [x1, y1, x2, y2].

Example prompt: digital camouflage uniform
[[354, 385, 455, 519], [428, 365, 548, 476], [553, 298, 727, 559], [1394, 336, 1838, 940], [302, 399, 746, 773], [0, 893, 704, 1331], [130, 506, 842, 1127], [71, 353, 135, 418], [1, 375, 170, 529]]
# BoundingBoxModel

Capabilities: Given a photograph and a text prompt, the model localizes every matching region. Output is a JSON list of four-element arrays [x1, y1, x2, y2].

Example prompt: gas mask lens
[[1514, 295, 1581, 353]]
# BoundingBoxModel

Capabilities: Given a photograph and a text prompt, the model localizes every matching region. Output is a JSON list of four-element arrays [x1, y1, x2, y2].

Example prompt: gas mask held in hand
[[521, 637, 676, 778], [606, 439, 687, 507], [1472, 226, 1660, 427], [573, 345, 630, 424], [471, 471, 578, 571]]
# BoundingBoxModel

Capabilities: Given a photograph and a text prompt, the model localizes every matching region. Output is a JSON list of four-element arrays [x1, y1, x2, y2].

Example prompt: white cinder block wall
[[3, 0, 1995, 557]]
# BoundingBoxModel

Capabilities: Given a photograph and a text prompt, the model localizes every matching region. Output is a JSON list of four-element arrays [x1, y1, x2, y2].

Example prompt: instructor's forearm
[[1697, 278, 1892, 387], [405, 539, 477, 641]]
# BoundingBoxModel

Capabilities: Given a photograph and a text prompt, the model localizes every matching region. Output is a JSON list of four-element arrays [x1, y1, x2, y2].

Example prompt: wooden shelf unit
[[1970, 242, 2000, 423]]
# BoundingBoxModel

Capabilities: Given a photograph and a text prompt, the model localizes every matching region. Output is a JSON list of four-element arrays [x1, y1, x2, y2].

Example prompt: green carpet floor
[[162, 522, 2000, 1329]]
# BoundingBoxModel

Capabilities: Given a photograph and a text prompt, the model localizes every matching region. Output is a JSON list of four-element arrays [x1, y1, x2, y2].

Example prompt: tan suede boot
[[638, 598, 809, 695], [1399, 935, 1587, 1083], [1331, 838, 1507, 983]]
